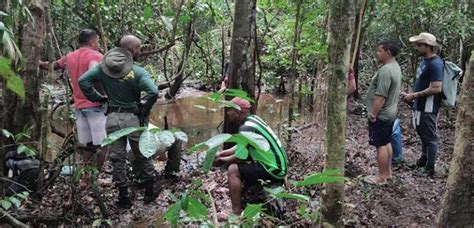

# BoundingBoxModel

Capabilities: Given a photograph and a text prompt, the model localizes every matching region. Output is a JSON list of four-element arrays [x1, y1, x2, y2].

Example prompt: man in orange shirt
[[39, 29, 107, 185]]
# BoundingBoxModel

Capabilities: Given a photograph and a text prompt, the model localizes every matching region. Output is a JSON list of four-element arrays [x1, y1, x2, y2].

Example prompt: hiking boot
[[144, 180, 158, 204], [409, 158, 426, 169], [117, 187, 132, 209], [425, 166, 435, 177]]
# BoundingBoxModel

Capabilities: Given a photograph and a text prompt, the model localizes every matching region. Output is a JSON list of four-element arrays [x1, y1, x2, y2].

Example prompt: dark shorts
[[237, 162, 280, 186], [368, 119, 394, 147]]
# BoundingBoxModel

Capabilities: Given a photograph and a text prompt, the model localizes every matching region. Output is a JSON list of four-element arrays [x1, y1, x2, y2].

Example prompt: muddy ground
[[14, 97, 455, 227]]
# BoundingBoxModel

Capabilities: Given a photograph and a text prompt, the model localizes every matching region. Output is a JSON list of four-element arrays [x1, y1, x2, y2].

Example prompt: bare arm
[[370, 95, 386, 122], [403, 81, 442, 103], [38, 60, 62, 71], [347, 78, 356, 96]]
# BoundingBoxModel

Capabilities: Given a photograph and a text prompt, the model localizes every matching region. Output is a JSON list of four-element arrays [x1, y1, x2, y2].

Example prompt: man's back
[[58, 47, 103, 109]]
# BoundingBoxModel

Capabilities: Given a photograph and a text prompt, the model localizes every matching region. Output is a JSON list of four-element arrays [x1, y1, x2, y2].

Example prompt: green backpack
[[442, 60, 463, 107]]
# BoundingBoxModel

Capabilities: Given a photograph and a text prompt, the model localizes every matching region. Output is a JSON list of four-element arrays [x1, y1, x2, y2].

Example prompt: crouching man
[[213, 97, 288, 217]]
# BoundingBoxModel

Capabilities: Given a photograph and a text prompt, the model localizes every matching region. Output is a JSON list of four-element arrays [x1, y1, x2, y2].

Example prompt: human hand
[[403, 93, 416, 104], [369, 113, 377, 123], [99, 96, 108, 103]]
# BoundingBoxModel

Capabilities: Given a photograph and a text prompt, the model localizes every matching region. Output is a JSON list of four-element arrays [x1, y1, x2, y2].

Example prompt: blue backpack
[[442, 61, 463, 107]]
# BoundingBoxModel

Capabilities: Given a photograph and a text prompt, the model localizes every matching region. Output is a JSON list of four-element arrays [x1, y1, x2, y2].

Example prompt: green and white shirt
[[235, 115, 288, 179]]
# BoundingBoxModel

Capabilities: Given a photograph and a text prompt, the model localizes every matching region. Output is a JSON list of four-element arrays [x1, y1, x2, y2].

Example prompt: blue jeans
[[391, 118, 403, 163]]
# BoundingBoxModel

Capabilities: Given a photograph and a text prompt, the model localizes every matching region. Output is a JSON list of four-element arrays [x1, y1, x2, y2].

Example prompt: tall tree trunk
[[287, 0, 303, 148], [321, 0, 354, 226], [436, 54, 474, 226], [0, 0, 46, 195], [93, 0, 107, 52], [223, 0, 256, 137]]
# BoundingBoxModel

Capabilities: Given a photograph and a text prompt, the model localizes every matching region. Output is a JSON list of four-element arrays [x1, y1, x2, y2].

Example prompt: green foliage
[[0, 191, 29, 210], [73, 166, 98, 183], [0, 57, 25, 99], [292, 169, 344, 187], [139, 128, 158, 158], [101, 127, 146, 147], [17, 144, 36, 157], [265, 186, 309, 201]]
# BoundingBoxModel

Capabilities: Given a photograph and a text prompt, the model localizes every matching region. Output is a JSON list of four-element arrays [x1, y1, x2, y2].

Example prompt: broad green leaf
[[1, 200, 12, 210], [173, 131, 188, 143], [1, 129, 14, 139], [9, 196, 21, 208], [180, 193, 189, 210], [92, 219, 102, 227], [139, 129, 158, 158], [264, 186, 308, 200], [101, 127, 145, 147], [222, 89, 254, 102], [190, 142, 207, 153], [204, 133, 232, 149], [217, 99, 241, 110], [143, 5, 153, 20], [201, 147, 218, 174], [157, 130, 175, 148], [185, 198, 208, 219], [73, 167, 85, 183], [0, 57, 24, 99], [16, 191, 29, 199], [17, 144, 36, 157], [242, 203, 264, 220], [164, 201, 181, 226], [0, 11, 7, 16], [239, 131, 270, 152], [293, 169, 344, 187]]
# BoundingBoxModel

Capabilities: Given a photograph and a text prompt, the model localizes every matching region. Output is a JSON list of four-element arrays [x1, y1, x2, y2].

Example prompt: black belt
[[107, 106, 137, 113]]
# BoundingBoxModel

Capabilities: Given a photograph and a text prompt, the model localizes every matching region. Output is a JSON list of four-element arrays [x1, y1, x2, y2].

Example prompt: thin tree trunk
[[436, 54, 474, 226], [321, 0, 354, 226], [92, 0, 107, 51], [287, 0, 303, 139]]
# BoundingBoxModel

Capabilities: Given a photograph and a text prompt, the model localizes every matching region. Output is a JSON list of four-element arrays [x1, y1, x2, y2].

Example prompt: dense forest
[[0, 0, 473, 226]]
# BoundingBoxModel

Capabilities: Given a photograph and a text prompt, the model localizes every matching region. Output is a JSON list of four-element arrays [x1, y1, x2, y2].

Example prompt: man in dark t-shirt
[[402, 32, 444, 176]]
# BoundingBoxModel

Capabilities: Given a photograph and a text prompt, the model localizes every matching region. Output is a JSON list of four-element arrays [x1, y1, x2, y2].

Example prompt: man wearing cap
[[79, 35, 158, 209], [39, 29, 107, 187], [403, 32, 444, 176], [213, 97, 288, 217]]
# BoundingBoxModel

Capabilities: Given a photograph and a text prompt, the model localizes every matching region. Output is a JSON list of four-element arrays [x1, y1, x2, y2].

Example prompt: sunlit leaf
[[0, 57, 24, 99], [293, 169, 344, 187], [193, 105, 207, 110], [190, 142, 207, 153], [242, 203, 264, 220], [139, 129, 158, 158], [9, 196, 21, 208], [217, 99, 241, 110], [101, 127, 145, 147], [1, 129, 14, 139], [17, 144, 36, 157], [157, 130, 175, 148], [164, 202, 181, 226], [201, 147, 218, 174], [204, 133, 232, 149], [185, 198, 208, 219], [173, 131, 188, 143], [161, 16, 173, 32], [1, 200, 12, 210]]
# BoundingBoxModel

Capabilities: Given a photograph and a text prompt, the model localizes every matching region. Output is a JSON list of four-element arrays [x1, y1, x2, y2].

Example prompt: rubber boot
[[144, 180, 158, 204], [117, 186, 132, 209]]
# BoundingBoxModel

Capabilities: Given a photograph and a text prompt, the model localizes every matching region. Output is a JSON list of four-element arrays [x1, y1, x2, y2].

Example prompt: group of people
[[363, 32, 444, 185], [39, 29, 444, 217], [39, 29, 288, 215]]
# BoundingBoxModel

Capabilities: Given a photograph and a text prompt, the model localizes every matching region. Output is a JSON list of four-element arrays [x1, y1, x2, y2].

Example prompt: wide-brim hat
[[101, 47, 133, 79], [409, 32, 439, 47]]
